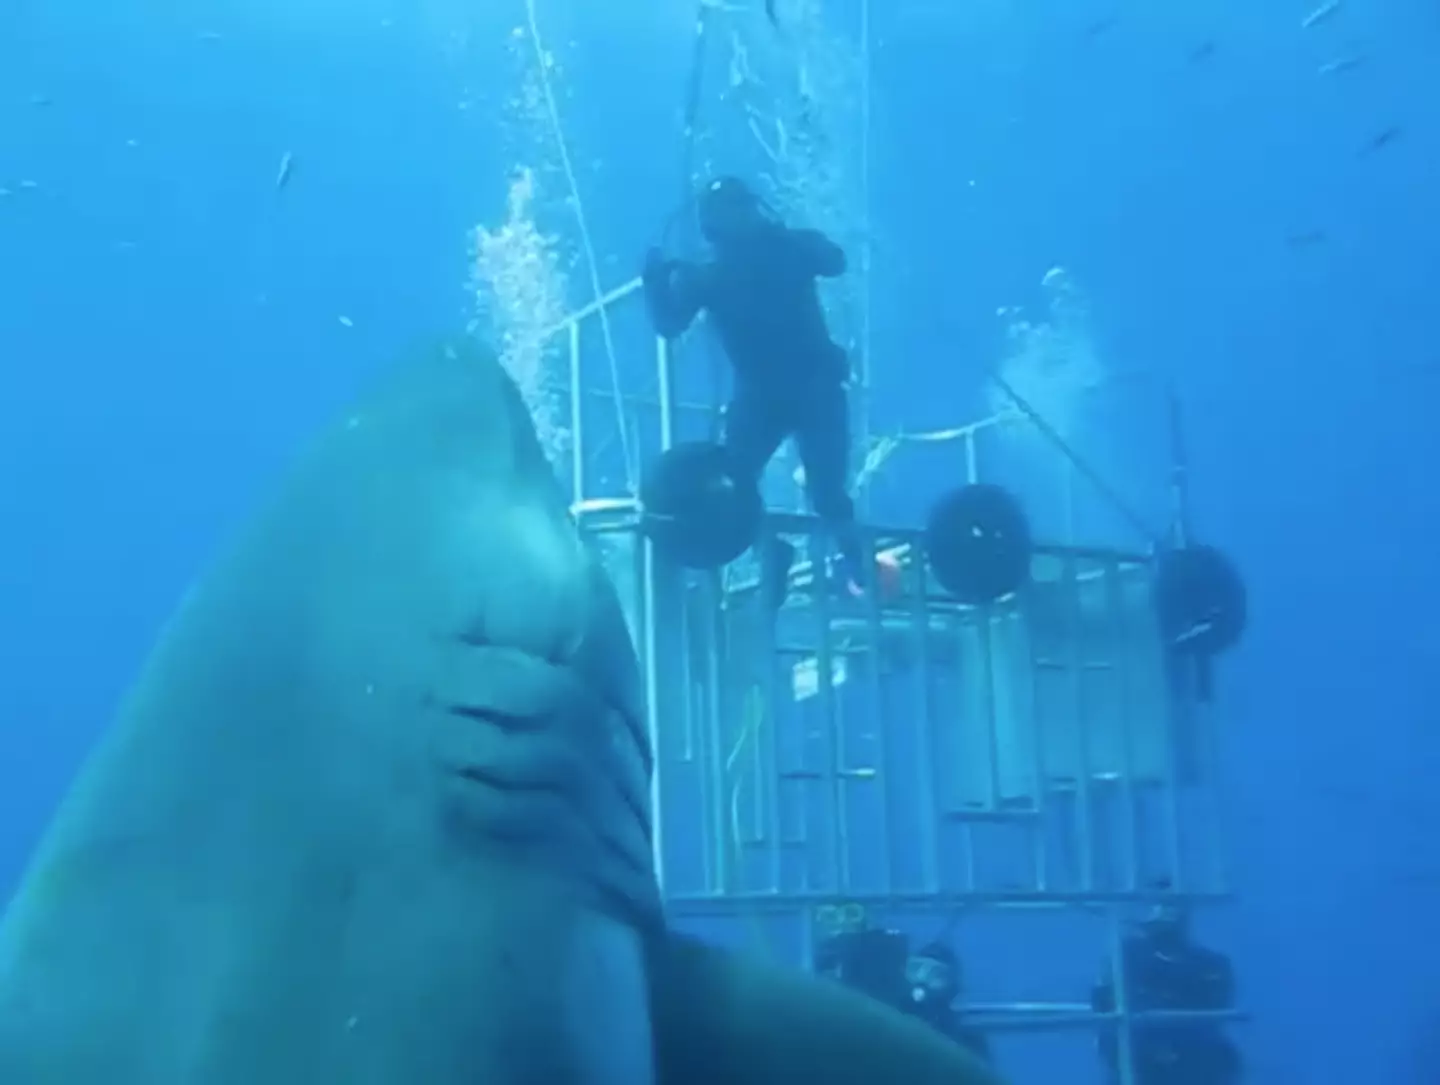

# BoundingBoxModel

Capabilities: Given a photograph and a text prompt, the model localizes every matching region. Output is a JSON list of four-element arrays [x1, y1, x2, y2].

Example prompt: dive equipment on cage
[[1153, 544, 1247, 657], [640, 441, 762, 569], [924, 483, 1033, 604]]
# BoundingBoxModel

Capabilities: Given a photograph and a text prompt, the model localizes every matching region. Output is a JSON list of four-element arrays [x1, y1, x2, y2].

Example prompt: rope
[[852, 377, 1160, 550], [848, 418, 1020, 493], [524, 0, 636, 490], [680, 5, 714, 196], [677, 2, 730, 442], [987, 369, 1160, 545]]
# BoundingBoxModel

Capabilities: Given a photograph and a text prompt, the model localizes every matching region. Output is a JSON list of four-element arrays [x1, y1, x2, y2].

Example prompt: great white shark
[[0, 337, 1003, 1085]]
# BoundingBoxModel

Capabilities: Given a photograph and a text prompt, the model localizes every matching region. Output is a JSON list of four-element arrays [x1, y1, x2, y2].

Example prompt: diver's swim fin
[[649, 932, 1006, 1085]]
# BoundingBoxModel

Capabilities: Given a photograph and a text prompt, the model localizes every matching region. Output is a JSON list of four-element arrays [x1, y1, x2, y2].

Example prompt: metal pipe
[[1107, 562, 1140, 893], [989, 369, 1157, 545], [960, 431, 981, 891], [854, 0, 874, 520], [568, 319, 584, 508], [913, 560, 941, 895], [1022, 608, 1049, 894], [641, 537, 666, 893], [978, 612, 1004, 814], [1160, 663, 1187, 892], [859, 0, 872, 386], [540, 277, 644, 342], [680, 578, 698, 763], [761, 554, 785, 894], [1067, 557, 1096, 891], [1166, 380, 1192, 549], [698, 587, 727, 893], [662, 887, 1229, 915], [862, 525, 893, 894], [1107, 907, 1137, 1085], [657, 335, 674, 451], [702, 575, 728, 891], [812, 544, 848, 893]]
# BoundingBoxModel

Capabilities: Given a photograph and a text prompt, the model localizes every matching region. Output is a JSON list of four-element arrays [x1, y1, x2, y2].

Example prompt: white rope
[[524, 0, 636, 490], [791, 416, 1025, 494]]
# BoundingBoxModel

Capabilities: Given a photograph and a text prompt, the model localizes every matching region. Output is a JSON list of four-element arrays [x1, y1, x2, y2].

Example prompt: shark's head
[[257, 337, 659, 925], [0, 338, 661, 1084]]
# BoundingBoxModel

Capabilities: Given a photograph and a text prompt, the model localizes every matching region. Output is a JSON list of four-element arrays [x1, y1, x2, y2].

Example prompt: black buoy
[[640, 441, 762, 570], [924, 483, 1033, 604], [1154, 544, 1247, 657]]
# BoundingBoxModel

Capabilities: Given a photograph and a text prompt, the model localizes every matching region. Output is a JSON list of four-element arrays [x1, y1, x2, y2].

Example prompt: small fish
[[1285, 229, 1327, 248], [765, 0, 777, 26], [29, 94, 52, 108], [1189, 40, 1217, 63], [0, 187, 11, 198], [17, 179, 38, 190], [1359, 125, 1401, 156], [1318, 55, 1362, 76], [1085, 15, 1119, 37], [1301, 0, 1340, 29], [337, 315, 354, 328], [197, 30, 222, 42], [275, 151, 294, 192]]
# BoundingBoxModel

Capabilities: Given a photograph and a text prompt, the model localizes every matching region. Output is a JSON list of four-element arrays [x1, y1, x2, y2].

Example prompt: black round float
[[639, 441, 762, 569], [924, 483, 1033, 604], [1153, 544, 1247, 657]]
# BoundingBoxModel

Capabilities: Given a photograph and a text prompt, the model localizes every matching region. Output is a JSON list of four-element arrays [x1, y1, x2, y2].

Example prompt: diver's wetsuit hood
[[910, 943, 961, 1010], [1138, 906, 1191, 953], [697, 176, 769, 249]]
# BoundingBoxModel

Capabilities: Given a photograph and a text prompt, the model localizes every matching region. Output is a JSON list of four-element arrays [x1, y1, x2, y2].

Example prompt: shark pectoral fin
[[649, 933, 1006, 1085]]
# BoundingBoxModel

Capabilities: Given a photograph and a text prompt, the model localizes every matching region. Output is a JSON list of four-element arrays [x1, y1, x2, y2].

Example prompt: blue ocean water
[[2, 0, 1438, 1080]]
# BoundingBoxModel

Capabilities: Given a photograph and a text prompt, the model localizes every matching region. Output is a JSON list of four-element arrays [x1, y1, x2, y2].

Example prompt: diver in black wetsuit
[[641, 176, 866, 592], [812, 927, 993, 1066], [1092, 906, 1243, 1085], [905, 942, 993, 1067]]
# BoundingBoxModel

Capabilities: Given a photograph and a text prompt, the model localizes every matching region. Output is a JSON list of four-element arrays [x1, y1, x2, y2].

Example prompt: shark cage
[[518, 0, 1251, 1078]]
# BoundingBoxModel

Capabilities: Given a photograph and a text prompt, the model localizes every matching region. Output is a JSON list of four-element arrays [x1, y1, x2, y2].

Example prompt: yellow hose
[[724, 683, 770, 956]]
